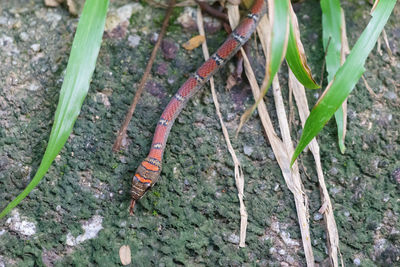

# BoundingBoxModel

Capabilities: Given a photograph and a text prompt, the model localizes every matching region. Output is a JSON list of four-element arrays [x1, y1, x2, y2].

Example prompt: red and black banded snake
[[130, 0, 267, 214]]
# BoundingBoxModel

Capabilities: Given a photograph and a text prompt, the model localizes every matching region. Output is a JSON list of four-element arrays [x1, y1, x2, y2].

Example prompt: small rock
[[383, 195, 390, 202], [127, 34, 141, 48], [0, 34, 19, 55], [19, 32, 29, 41], [243, 145, 253, 156], [271, 222, 280, 233], [0, 16, 7, 26], [347, 109, 357, 120], [227, 233, 240, 244], [393, 168, 400, 184], [226, 113, 235, 122], [156, 62, 168, 76], [30, 43, 40, 52], [28, 82, 40, 91], [150, 32, 159, 44], [273, 183, 280, 192], [314, 212, 323, 221], [384, 91, 397, 100], [96, 92, 111, 107], [161, 39, 178, 60], [0, 156, 9, 170], [177, 7, 197, 30], [280, 231, 299, 247], [278, 249, 286, 255], [329, 167, 338, 176], [145, 80, 166, 98]]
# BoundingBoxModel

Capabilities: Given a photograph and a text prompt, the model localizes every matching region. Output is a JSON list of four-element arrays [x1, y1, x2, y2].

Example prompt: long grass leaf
[[321, 0, 349, 154], [285, 4, 319, 89], [0, 0, 109, 219], [237, 0, 289, 134], [291, 0, 396, 165]]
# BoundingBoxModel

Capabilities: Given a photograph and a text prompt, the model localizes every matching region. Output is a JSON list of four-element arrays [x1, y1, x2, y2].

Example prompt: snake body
[[130, 0, 266, 213]]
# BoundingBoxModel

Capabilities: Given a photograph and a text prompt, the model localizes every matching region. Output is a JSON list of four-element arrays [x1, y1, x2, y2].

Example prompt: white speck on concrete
[[19, 32, 29, 42], [127, 34, 141, 48], [271, 221, 280, 233], [28, 81, 40, 91], [313, 212, 323, 221], [0, 34, 19, 56], [65, 215, 103, 246], [273, 183, 280, 192], [227, 233, 240, 245], [243, 145, 253, 156], [30, 43, 40, 52], [280, 231, 300, 247], [95, 92, 111, 107], [6, 210, 36, 236]]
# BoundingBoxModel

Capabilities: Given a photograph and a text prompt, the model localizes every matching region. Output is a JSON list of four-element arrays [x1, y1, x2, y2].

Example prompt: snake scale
[[130, 0, 267, 213]]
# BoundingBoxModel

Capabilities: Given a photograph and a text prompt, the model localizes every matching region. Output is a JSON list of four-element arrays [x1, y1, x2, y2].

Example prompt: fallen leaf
[[182, 35, 205, 50], [119, 245, 131, 266]]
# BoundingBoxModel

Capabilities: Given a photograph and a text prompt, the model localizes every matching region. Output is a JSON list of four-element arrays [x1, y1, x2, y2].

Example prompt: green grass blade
[[334, 105, 346, 153], [238, 0, 289, 132], [264, 0, 290, 94], [291, 0, 396, 165], [321, 0, 342, 82], [0, 0, 109, 219], [286, 4, 319, 89], [321, 0, 347, 153]]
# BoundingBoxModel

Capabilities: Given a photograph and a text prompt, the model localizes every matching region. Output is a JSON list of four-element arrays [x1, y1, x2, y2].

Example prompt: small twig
[[113, 0, 175, 152]]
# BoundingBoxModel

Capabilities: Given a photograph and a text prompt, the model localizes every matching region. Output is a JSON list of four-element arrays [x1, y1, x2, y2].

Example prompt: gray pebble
[[19, 32, 29, 42], [127, 34, 141, 48], [227, 233, 240, 244], [243, 145, 253, 156], [30, 43, 40, 52], [314, 212, 323, 221]]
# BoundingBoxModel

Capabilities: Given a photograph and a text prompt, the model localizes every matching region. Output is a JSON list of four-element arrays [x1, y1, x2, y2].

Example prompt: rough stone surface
[[0, 0, 399, 266]]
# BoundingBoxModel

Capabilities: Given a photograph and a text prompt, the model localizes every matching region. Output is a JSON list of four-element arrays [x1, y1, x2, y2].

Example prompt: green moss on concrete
[[0, 0, 399, 266]]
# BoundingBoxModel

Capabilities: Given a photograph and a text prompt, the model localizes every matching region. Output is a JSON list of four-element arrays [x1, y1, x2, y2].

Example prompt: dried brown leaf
[[182, 35, 205, 50]]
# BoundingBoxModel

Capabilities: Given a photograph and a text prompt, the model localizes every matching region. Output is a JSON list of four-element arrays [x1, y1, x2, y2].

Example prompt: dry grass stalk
[[271, 75, 315, 267], [289, 69, 343, 267], [196, 6, 248, 247], [226, 3, 315, 265]]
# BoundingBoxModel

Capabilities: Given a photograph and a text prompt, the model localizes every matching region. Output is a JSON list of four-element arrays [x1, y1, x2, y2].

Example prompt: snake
[[130, 0, 267, 214]]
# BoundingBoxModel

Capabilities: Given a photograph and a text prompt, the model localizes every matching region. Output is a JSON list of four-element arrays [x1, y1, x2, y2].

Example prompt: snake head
[[130, 157, 162, 207]]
